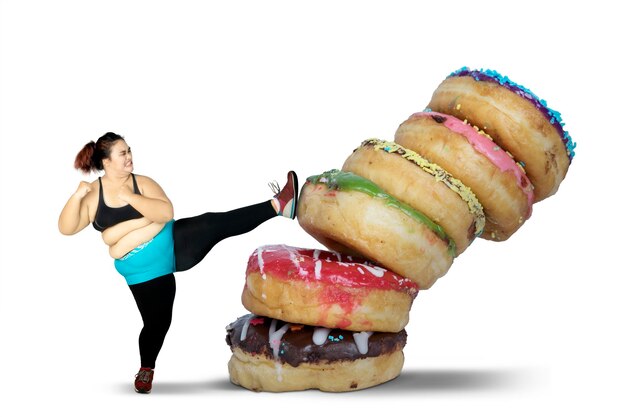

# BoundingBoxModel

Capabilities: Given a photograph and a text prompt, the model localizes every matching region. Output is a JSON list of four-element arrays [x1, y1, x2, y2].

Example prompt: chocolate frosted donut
[[226, 314, 407, 392]]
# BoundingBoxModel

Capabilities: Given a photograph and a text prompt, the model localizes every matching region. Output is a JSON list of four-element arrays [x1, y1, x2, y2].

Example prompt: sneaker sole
[[289, 171, 299, 219]]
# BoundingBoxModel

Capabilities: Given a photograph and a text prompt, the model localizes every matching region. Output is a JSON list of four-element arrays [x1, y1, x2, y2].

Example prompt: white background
[[1, 0, 623, 415]]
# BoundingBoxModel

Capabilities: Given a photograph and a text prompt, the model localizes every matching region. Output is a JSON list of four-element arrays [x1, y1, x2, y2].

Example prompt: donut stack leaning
[[226, 67, 575, 392]]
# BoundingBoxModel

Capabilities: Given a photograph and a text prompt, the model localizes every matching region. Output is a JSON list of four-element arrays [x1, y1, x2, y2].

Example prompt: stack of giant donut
[[225, 67, 576, 392]]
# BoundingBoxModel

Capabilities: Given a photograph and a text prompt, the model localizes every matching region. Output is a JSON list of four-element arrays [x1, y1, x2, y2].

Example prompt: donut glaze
[[243, 244, 418, 331], [448, 67, 576, 160], [428, 67, 573, 202], [226, 314, 407, 367], [247, 244, 419, 296], [297, 170, 455, 288], [225, 314, 407, 392], [342, 139, 485, 255], [408, 111, 534, 217], [305, 169, 456, 257]]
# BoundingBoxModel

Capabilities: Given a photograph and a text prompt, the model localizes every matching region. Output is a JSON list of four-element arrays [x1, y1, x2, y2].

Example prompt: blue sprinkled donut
[[449, 67, 576, 160], [428, 67, 575, 202]]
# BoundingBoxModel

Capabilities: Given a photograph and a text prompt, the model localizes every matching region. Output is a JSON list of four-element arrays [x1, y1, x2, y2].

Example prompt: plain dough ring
[[395, 112, 534, 241], [242, 244, 418, 332], [297, 169, 454, 289], [427, 67, 575, 202]]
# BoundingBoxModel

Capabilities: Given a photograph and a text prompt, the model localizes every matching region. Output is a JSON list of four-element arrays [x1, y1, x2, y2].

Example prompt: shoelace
[[268, 181, 281, 196], [136, 369, 153, 383]]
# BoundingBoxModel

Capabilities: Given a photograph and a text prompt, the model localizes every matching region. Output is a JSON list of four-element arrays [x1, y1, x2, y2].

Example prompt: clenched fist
[[74, 181, 93, 199]]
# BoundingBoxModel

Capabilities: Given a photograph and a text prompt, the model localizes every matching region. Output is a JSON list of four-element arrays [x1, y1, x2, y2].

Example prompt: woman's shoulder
[[133, 174, 167, 194], [133, 173, 158, 185]]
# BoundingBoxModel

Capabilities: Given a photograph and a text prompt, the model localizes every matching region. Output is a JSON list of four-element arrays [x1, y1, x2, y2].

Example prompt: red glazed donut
[[241, 244, 418, 333]]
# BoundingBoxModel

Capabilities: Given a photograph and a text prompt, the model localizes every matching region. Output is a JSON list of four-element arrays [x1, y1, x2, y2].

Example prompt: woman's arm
[[59, 181, 94, 235], [119, 176, 174, 223], [108, 222, 166, 259], [101, 217, 153, 246]]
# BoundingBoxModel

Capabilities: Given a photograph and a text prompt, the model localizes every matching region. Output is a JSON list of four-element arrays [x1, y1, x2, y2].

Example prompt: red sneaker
[[270, 171, 298, 219], [134, 367, 154, 394]]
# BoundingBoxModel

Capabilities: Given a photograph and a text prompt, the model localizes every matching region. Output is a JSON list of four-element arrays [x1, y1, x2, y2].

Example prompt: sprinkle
[[449, 67, 576, 160], [289, 324, 303, 331], [456, 103, 461, 110], [493, 146, 500, 151]]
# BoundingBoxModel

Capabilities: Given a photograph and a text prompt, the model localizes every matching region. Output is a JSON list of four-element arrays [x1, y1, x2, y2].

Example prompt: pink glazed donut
[[241, 244, 418, 333], [395, 111, 534, 241]]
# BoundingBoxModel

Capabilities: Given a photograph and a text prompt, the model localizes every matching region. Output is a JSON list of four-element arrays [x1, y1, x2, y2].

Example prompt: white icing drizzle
[[268, 319, 290, 359], [361, 264, 385, 278], [312, 327, 332, 345], [314, 260, 322, 280], [357, 266, 365, 275], [353, 331, 374, 354], [275, 362, 284, 382], [287, 246, 309, 277], [240, 315, 256, 341], [256, 247, 266, 280]]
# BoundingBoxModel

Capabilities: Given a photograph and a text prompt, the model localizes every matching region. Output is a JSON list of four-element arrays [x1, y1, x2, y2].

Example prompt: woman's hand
[[74, 181, 93, 199], [120, 175, 174, 223], [59, 181, 95, 235], [117, 183, 135, 204]]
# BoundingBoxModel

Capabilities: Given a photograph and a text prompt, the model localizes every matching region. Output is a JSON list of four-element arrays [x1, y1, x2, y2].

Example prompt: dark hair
[[74, 132, 125, 174]]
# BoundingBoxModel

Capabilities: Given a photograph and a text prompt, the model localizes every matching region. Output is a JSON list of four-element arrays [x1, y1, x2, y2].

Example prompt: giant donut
[[242, 244, 418, 333], [226, 314, 406, 392], [342, 138, 484, 254], [395, 112, 534, 241], [427, 67, 575, 202], [296, 169, 455, 289]]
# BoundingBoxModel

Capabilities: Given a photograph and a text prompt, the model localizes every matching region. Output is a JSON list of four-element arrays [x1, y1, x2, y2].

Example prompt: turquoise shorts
[[114, 220, 176, 285]]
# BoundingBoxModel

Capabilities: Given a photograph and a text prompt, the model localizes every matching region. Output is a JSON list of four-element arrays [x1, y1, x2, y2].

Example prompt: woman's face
[[104, 140, 133, 174]]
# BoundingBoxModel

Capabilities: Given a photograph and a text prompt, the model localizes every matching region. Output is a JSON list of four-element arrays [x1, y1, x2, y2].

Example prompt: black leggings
[[129, 200, 276, 368]]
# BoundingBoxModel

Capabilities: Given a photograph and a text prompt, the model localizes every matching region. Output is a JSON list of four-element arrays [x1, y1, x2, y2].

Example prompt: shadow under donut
[[359, 368, 542, 395], [115, 367, 544, 395]]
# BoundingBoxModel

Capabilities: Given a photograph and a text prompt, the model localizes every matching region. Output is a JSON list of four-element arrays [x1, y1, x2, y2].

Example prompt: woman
[[58, 132, 298, 393]]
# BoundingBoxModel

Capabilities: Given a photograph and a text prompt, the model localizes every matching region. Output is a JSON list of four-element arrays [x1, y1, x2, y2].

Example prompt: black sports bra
[[92, 174, 143, 232]]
